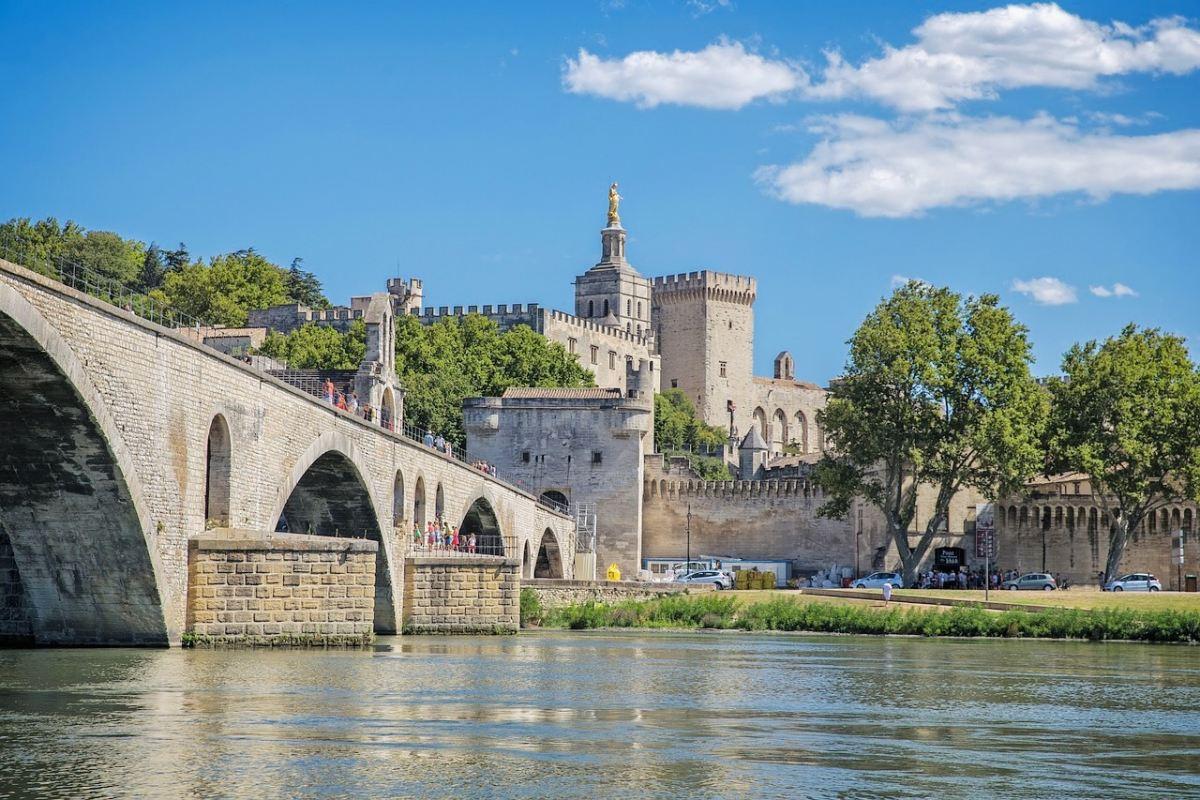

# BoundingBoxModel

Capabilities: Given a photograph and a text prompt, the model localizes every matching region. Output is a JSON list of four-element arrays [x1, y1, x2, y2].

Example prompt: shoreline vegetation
[[520, 590, 1200, 643]]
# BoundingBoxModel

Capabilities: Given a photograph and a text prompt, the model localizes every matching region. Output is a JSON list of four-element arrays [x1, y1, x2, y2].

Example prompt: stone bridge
[[0, 259, 574, 645]]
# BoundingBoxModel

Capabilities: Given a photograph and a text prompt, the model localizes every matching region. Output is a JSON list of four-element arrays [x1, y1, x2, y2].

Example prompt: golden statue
[[607, 182, 621, 226]]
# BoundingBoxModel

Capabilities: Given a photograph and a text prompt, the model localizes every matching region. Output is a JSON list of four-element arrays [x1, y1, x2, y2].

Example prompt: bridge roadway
[[0, 259, 574, 645]]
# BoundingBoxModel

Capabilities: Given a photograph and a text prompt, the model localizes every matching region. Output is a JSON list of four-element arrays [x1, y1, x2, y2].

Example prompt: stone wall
[[0, 527, 31, 643], [996, 501, 1199, 588], [186, 533, 377, 646], [403, 556, 520, 634], [544, 311, 660, 393], [523, 578, 712, 609]]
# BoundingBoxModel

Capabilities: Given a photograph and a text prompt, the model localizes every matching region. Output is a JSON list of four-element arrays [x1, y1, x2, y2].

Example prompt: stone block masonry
[[186, 533, 377, 646], [403, 556, 519, 634]]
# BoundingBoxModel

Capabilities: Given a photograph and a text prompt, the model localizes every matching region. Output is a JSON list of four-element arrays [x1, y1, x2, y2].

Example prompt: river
[[0, 632, 1197, 799]]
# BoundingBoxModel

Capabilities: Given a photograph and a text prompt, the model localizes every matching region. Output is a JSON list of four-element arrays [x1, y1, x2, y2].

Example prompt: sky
[[1, 1, 1198, 383]]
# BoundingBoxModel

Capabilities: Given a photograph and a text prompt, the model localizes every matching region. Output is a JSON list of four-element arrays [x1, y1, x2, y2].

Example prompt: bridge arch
[[435, 483, 446, 522], [0, 283, 171, 644], [534, 529, 564, 579], [459, 494, 504, 555], [204, 414, 232, 527], [413, 474, 427, 527], [270, 432, 398, 633]]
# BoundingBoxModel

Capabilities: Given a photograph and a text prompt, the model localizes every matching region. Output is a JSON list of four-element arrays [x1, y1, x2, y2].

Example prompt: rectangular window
[[671, 379, 678, 389], [609, 351, 616, 369], [590, 345, 598, 365], [591, 451, 603, 465], [521, 451, 530, 463], [568, 337, 577, 354], [719, 361, 727, 378]]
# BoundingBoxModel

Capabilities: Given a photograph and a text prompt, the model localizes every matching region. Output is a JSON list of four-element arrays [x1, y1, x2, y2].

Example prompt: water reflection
[[0, 633, 1198, 799]]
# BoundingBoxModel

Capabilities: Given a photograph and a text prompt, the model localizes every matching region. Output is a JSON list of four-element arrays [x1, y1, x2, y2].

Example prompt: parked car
[[851, 571, 904, 589], [674, 570, 733, 590], [1105, 573, 1162, 592], [1004, 573, 1057, 591]]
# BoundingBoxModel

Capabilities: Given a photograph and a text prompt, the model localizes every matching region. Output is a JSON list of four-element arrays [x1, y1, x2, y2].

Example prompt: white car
[[851, 571, 904, 589], [1105, 573, 1162, 592], [675, 570, 733, 590]]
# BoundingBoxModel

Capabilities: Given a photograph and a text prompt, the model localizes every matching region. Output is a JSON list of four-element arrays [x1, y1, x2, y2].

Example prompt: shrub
[[519, 588, 544, 628]]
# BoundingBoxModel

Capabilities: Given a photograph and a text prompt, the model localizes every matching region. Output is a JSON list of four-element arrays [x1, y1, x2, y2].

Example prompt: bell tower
[[574, 183, 653, 339]]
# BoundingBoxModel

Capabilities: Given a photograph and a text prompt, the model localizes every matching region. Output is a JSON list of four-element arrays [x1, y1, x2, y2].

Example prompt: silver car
[[851, 571, 904, 589], [675, 570, 733, 590], [1003, 573, 1057, 591], [1105, 573, 1162, 592]]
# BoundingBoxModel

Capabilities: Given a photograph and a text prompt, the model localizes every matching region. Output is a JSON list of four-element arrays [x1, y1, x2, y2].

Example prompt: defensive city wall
[[0, 258, 573, 646]]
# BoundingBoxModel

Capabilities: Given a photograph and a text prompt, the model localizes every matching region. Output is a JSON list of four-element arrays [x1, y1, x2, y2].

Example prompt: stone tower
[[652, 270, 757, 433], [574, 190, 653, 339]]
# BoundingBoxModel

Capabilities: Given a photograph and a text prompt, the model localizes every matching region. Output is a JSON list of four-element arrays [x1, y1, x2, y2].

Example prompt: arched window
[[392, 471, 405, 528], [603, 299, 610, 316], [626, 299, 631, 316], [793, 411, 809, 453], [587, 300, 594, 317], [771, 409, 788, 454], [413, 476, 426, 526], [637, 301, 642, 318], [205, 415, 231, 527], [435, 484, 445, 521]]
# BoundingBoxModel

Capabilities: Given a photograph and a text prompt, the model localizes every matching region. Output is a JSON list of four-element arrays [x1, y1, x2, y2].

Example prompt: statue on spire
[[607, 182, 622, 227]]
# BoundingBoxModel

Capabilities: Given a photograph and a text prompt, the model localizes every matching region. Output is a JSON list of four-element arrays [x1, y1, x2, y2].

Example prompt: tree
[[163, 243, 191, 272], [285, 257, 330, 308], [138, 243, 166, 291], [1045, 325, 1200, 582], [815, 281, 1046, 585], [258, 320, 366, 369], [157, 249, 291, 326], [654, 389, 731, 480]]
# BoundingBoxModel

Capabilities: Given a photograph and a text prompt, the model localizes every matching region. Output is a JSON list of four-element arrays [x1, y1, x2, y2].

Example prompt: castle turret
[[739, 426, 768, 480]]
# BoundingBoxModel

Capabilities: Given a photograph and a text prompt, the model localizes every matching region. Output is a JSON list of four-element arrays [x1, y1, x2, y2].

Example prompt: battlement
[[645, 477, 823, 501], [547, 308, 653, 346], [652, 270, 757, 302], [411, 303, 545, 332], [997, 499, 1195, 534]]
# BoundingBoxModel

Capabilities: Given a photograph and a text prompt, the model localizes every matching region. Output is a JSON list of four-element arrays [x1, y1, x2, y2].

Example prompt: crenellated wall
[[996, 498, 1199, 587]]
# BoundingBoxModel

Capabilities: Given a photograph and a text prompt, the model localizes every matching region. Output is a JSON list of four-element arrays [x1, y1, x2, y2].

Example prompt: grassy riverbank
[[521, 590, 1200, 643]]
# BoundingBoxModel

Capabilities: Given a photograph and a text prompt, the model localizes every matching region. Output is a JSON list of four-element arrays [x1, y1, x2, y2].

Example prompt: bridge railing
[[0, 237, 216, 333]]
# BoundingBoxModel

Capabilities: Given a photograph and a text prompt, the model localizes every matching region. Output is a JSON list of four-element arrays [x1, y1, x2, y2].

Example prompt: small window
[[591, 451, 603, 465], [590, 345, 598, 365], [637, 301, 642, 318], [671, 379, 678, 388], [604, 299, 610, 316], [609, 351, 616, 369], [728, 320, 733, 330], [626, 299, 631, 316], [587, 300, 594, 317], [719, 361, 727, 378], [649, 361, 654, 371], [521, 451, 530, 463], [568, 337, 577, 354]]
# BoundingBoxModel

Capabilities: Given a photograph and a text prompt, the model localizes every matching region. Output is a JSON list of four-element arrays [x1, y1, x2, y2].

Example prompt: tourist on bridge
[[423, 430, 435, 448], [347, 392, 359, 415]]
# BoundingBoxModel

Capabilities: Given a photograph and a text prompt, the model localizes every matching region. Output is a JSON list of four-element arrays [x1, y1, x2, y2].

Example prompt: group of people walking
[[412, 519, 477, 554]]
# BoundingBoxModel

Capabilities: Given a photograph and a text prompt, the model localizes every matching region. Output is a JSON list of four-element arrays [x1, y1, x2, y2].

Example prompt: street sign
[[975, 504, 997, 559]]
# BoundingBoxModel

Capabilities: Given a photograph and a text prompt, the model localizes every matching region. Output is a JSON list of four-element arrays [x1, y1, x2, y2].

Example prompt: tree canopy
[[1045, 324, 1200, 580], [393, 314, 594, 448], [816, 281, 1046, 584], [654, 389, 731, 480], [258, 320, 367, 370]]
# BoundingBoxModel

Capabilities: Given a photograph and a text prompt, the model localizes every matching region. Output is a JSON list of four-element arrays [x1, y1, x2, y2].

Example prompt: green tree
[[157, 248, 291, 326], [138, 243, 166, 292], [285, 257, 330, 308], [815, 281, 1046, 585], [258, 320, 366, 369], [0, 217, 146, 285], [654, 389, 731, 480], [1045, 325, 1200, 582]]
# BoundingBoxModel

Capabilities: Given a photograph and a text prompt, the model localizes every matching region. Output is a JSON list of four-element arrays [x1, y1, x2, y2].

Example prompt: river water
[[0, 632, 1197, 799]]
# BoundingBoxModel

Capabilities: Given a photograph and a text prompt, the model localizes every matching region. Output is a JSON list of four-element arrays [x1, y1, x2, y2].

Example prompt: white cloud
[[688, 0, 733, 15], [755, 113, 1200, 217], [1090, 282, 1138, 298], [563, 40, 805, 110], [807, 3, 1200, 111], [1012, 277, 1078, 305]]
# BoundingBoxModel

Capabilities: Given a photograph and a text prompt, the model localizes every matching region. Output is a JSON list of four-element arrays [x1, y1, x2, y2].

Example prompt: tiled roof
[[502, 387, 623, 399]]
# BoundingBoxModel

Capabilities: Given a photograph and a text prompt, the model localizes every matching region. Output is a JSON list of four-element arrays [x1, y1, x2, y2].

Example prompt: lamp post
[[686, 503, 692, 574]]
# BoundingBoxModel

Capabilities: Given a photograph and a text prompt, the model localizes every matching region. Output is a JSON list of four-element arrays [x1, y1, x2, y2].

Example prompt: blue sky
[[1, 1, 1198, 383]]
